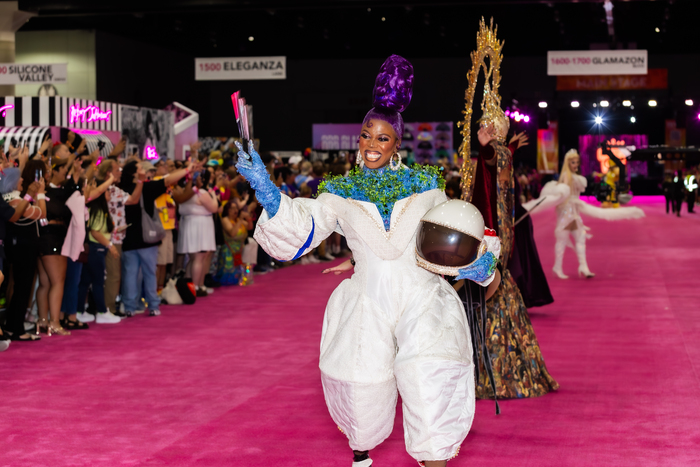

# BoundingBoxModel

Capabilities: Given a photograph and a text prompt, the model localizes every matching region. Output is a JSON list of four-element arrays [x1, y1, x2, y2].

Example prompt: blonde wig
[[559, 149, 581, 189]]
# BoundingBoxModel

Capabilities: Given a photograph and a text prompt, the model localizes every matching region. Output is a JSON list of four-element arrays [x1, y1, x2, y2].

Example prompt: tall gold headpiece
[[458, 17, 507, 201]]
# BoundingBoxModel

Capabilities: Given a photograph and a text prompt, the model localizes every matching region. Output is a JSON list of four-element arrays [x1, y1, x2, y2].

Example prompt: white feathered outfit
[[254, 189, 475, 462], [523, 175, 645, 276]]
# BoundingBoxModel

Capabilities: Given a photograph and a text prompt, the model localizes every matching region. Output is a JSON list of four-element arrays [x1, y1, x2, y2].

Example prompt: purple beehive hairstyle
[[362, 54, 414, 141]]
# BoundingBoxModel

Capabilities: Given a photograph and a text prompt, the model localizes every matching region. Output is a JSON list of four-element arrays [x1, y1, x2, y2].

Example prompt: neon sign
[[69, 105, 112, 124], [69, 128, 102, 135], [0, 104, 14, 117], [144, 146, 159, 160]]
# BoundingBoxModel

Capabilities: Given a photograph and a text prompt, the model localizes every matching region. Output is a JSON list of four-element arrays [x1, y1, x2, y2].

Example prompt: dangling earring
[[389, 152, 402, 171], [356, 149, 364, 168]]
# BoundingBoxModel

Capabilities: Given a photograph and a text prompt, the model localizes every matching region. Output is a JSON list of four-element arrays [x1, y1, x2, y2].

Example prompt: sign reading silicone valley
[[0, 63, 68, 84], [547, 50, 647, 76], [195, 56, 286, 81]]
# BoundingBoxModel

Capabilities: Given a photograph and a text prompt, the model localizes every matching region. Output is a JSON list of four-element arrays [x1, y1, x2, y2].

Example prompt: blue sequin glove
[[235, 140, 281, 218], [455, 251, 498, 283]]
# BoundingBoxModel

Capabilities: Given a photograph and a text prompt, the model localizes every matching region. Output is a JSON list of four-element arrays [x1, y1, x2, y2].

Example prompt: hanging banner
[[537, 121, 558, 174], [195, 56, 286, 81], [547, 50, 647, 76], [0, 63, 68, 84], [556, 68, 667, 91]]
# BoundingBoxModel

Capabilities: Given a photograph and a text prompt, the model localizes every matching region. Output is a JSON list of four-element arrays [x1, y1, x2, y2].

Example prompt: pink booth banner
[[578, 134, 649, 180]]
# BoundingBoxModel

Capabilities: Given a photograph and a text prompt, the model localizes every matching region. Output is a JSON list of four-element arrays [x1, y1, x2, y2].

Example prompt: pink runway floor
[[2, 196, 700, 466]]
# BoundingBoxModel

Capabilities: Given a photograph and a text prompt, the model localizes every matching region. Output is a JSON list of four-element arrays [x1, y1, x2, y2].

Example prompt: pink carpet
[[2, 196, 699, 466]]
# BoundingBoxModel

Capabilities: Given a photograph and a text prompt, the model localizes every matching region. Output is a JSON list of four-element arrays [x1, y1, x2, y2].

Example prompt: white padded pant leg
[[393, 282, 475, 462], [321, 373, 398, 452]]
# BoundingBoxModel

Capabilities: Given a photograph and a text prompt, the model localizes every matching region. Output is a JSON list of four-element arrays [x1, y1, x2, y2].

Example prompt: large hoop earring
[[389, 152, 402, 171], [356, 149, 364, 168]]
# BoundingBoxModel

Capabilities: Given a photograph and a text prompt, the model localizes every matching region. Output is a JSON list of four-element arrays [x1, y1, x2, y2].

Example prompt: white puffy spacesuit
[[254, 188, 475, 462]]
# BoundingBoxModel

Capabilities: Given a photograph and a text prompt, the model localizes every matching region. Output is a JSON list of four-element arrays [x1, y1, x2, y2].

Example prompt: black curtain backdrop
[[96, 31, 700, 163]]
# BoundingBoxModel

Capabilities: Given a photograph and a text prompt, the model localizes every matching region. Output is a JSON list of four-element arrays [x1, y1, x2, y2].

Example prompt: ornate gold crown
[[458, 17, 507, 201]]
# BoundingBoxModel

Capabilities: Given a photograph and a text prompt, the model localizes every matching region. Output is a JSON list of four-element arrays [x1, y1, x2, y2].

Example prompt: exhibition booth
[[0, 96, 198, 160]]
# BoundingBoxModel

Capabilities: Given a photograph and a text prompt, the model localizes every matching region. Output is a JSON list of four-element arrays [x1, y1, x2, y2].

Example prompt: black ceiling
[[17, 0, 698, 59]]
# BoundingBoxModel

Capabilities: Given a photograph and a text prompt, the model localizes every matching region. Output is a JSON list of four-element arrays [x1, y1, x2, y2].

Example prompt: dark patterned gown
[[469, 142, 559, 399]]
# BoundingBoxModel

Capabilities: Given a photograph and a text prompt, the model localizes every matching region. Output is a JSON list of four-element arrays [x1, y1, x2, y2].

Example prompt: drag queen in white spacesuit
[[235, 56, 499, 467]]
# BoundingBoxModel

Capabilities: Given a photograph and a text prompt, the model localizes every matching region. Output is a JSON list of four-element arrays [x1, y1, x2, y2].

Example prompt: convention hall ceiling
[[17, 0, 697, 58]]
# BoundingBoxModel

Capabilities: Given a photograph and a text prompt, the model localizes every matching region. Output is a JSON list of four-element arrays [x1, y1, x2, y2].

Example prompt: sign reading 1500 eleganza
[[195, 56, 286, 81], [547, 50, 647, 76], [0, 63, 68, 85]]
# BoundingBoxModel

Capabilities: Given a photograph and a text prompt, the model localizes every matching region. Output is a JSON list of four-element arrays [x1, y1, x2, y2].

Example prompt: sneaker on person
[[95, 311, 121, 324], [307, 254, 321, 264], [0, 340, 9, 352], [321, 252, 335, 261], [149, 309, 161, 317], [77, 312, 96, 323], [206, 287, 214, 295], [196, 287, 208, 297]]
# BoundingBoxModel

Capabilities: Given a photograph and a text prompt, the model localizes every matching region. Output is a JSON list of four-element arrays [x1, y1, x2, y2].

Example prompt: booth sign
[[0, 63, 68, 84], [548, 50, 647, 76]]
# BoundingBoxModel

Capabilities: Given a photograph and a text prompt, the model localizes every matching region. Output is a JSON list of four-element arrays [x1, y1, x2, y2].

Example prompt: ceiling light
[[594, 116, 603, 125], [685, 99, 694, 106], [648, 100, 657, 107], [538, 101, 548, 108], [248, 36, 254, 41], [630, 116, 636, 123], [571, 101, 580, 108], [593, 103, 597, 107], [600, 100, 609, 107], [622, 100, 632, 107]]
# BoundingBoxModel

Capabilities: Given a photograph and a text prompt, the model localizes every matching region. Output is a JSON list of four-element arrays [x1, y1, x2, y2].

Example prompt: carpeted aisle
[[2, 196, 699, 466]]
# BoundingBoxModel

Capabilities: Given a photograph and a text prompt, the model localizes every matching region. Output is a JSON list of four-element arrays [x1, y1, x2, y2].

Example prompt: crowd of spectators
[[0, 132, 546, 352], [0, 135, 267, 351]]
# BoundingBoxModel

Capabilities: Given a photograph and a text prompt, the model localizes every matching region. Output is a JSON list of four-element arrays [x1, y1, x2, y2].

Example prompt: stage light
[[630, 116, 636, 123], [505, 110, 510, 116], [594, 116, 603, 125], [539, 101, 548, 108], [248, 36, 254, 41], [593, 103, 597, 107], [686, 99, 694, 106], [571, 101, 580, 108], [381, 17, 386, 21], [648, 100, 657, 107], [655, 27, 660, 33], [697, 113, 700, 121], [622, 100, 632, 107], [524, 116, 530, 123], [600, 100, 610, 107]]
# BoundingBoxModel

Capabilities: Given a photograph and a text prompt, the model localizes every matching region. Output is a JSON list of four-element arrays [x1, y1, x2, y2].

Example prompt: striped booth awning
[[0, 126, 51, 157], [79, 132, 115, 158], [0, 127, 115, 159]]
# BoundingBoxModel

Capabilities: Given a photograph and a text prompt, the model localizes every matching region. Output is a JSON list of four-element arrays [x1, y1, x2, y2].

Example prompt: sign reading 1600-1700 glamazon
[[547, 50, 647, 76], [195, 56, 286, 81], [0, 63, 68, 84]]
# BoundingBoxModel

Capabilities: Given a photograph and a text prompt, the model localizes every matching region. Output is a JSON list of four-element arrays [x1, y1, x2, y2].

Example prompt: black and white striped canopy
[[0, 126, 51, 157]]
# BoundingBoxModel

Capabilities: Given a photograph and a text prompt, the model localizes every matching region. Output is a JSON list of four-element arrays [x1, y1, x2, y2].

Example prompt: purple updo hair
[[362, 54, 414, 141]]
